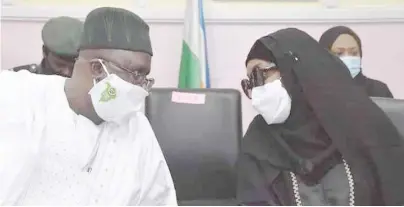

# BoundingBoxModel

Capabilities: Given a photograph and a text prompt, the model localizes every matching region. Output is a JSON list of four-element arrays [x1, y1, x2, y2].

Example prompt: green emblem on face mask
[[99, 82, 117, 102]]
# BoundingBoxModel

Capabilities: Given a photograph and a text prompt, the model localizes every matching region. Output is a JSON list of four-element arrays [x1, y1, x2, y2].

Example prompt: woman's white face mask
[[88, 59, 149, 123], [251, 79, 292, 125]]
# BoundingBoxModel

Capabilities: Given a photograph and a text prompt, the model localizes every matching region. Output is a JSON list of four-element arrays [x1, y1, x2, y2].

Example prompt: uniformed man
[[12, 16, 83, 77]]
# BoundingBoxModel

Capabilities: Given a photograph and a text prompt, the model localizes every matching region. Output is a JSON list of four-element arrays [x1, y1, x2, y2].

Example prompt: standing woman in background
[[319, 26, 393, 98]]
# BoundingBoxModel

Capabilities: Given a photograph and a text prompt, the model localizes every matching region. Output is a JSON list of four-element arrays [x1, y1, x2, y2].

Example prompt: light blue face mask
[[339, 56, 361, 78]]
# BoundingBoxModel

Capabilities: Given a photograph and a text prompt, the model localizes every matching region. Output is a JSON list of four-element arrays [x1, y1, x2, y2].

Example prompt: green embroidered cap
[[80, 7, 152, 55]]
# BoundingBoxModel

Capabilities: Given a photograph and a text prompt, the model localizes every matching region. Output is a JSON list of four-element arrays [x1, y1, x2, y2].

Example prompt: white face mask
[[251, 79, 292, 125], [89, 61, 149, 123]]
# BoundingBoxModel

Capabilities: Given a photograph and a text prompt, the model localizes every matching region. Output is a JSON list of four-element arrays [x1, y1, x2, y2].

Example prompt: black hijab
[[319, 26, 362, 56], [242, 28, 404, 205]]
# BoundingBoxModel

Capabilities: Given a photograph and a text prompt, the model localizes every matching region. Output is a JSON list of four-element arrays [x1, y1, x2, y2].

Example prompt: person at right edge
[[237, 28, 404, 205], [319, 26, 393, 98]]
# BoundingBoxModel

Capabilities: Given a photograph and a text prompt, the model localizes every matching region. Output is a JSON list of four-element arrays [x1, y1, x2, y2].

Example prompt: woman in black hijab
[[237, 28, 404, 206], [319, 26, 393, 98]]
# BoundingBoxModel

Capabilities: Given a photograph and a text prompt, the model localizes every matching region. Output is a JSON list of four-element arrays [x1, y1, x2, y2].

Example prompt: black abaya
[[237, 28, 404, 206]]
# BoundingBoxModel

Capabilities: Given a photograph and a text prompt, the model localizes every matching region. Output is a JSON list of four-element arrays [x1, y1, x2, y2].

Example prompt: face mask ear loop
[[97, 59, 110, 76]]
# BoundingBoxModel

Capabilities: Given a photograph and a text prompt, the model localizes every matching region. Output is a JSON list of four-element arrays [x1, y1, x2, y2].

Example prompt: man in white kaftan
[[0, 7, 177, 206]]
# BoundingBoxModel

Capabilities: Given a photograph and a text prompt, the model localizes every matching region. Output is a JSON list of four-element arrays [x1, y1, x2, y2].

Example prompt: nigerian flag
[[178, 0, 210, 88]]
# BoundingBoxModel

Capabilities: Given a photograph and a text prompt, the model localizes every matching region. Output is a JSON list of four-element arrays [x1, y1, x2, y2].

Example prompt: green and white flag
[[178, 0, 210, 88]]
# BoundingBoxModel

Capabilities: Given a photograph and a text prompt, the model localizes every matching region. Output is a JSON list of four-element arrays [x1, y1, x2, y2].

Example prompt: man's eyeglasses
[[90, 58, 155, 91]]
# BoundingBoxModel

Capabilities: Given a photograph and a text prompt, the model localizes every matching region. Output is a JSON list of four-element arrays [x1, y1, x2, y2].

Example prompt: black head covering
[[80, 7, 152, 55], [319, 26, 362, 56], [245, 40, 276, 66], [241, 28, 404, 205]]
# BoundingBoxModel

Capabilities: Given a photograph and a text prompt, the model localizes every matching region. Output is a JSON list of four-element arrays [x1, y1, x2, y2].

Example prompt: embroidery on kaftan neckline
[[289, 159, 355, 206]]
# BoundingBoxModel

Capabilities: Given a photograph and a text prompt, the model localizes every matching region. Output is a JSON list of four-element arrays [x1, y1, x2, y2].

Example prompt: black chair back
[[145, 88, 242, 205], [371, 97, 404, 138]]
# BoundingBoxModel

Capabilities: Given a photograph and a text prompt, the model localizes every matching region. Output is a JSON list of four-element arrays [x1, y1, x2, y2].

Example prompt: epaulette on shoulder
[[12, 64, 38, 73]]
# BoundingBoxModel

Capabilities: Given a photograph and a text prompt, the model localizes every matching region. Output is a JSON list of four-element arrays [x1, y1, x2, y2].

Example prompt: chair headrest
[[371, 97, 404, 138]]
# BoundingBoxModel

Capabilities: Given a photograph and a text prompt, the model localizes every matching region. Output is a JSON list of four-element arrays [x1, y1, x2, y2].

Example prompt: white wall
[[2, 2, 404, 132]]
